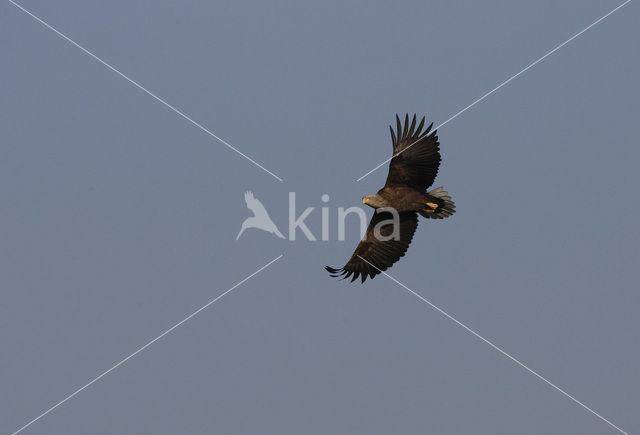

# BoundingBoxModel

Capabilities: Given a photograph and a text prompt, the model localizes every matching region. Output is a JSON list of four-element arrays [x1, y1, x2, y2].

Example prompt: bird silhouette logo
[[236, 191, 285, 240]]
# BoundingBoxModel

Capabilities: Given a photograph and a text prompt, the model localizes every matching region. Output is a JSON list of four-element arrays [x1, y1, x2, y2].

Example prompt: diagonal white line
[[356, 256, 628, 435], [356, 0, 632, 182], [10, 254, 283, 435], [8, 0, 284, 182]]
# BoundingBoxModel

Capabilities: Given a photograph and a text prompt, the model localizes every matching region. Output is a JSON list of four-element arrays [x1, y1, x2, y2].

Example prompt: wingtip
[[325, 265, 342, 277], [425, 122, 434, 135]]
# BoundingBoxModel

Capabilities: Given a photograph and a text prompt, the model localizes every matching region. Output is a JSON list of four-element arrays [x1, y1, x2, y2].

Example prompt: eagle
[[326, 114, 455, 283]]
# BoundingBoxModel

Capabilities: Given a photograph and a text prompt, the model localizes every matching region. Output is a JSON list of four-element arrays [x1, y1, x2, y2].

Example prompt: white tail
[[424, 186, 455, 219]]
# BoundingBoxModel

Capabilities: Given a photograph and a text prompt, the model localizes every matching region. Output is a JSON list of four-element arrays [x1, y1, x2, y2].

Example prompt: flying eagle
[[325, 114, 455, 283]]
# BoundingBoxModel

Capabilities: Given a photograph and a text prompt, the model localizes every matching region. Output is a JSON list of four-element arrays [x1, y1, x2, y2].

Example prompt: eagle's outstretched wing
[[385, 114, 440, 191], [325, 211, 418, 283]]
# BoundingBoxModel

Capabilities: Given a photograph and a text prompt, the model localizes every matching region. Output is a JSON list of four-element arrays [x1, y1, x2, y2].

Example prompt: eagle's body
[[326, 114, 455, 283], [366, 186, 443, 214]]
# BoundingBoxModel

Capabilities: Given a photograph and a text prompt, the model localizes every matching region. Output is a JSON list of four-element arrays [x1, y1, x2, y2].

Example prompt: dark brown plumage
[[326, 114, 455, 283]]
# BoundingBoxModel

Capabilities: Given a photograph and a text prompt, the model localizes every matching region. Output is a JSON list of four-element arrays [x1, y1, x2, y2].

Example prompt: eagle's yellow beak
[[362, 197, 368, 204]]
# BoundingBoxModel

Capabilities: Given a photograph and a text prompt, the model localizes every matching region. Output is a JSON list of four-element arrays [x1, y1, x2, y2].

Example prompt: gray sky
[[1, 1, 639, 434]]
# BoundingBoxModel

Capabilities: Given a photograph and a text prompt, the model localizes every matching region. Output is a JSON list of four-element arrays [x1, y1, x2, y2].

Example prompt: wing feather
[[389, 126, 397, 148], [325, 211, 418, 283], [384, 114, 441, 190]]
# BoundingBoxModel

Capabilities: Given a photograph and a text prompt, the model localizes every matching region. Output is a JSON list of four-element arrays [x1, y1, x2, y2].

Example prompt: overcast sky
[[1, 1, 639, 434]]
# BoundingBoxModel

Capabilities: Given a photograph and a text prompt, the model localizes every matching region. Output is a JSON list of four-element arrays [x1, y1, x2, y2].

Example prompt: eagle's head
[[362, 194, 385, 208]]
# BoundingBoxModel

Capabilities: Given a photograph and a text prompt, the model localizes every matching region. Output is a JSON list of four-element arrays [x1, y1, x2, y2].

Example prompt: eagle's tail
[[421, 186, 455, 219]]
